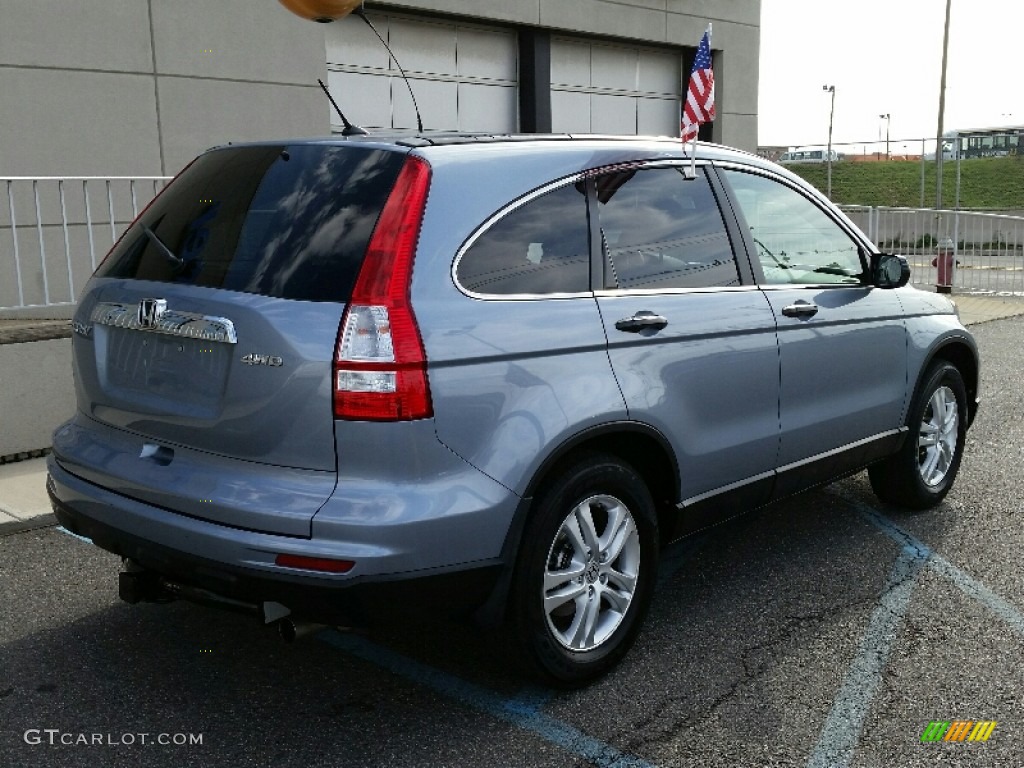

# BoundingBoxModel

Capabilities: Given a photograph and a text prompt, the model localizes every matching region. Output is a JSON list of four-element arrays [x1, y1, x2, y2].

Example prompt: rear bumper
[[47, 457, 503, 625]]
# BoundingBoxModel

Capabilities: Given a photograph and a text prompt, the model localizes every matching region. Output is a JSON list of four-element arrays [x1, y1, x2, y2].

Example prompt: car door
[[431, 177, 630, 498], [593, 164, 781, 535], [717, 166, 908, 495]]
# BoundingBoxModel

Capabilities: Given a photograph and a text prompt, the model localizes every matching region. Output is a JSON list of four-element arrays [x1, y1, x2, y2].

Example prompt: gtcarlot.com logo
[[921, 720, 997, 743], [24, 729, 203, 747]]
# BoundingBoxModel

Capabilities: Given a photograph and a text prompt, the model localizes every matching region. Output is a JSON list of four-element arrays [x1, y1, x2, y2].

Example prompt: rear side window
[[96, 145, 407, 302], [596, 167, 738, 290], [456, 183, 590, 295]]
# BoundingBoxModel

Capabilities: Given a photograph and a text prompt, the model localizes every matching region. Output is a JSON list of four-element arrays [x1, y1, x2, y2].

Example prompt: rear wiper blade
[[142, 226, 184, 269]]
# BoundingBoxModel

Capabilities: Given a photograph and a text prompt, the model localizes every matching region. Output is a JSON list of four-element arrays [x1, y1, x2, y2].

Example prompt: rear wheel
[[511, 453, 658, 685], [869, 361, 967, 509]]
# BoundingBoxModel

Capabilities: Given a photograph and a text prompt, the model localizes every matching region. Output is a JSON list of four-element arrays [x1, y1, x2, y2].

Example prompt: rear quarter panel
[[412, 144, 644, 495]]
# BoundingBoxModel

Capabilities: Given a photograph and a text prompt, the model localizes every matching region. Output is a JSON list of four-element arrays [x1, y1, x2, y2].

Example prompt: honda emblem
[[137, 298, 167, 329]]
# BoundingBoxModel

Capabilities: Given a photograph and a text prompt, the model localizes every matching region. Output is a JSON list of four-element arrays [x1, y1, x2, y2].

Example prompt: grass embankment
[[787, 155, 1024, 210]]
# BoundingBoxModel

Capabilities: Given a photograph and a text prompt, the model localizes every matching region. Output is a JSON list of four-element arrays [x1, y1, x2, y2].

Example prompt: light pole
[[935, 0, 952, 208], [879, 113, 891, 159], [823, 84, 835, 198]]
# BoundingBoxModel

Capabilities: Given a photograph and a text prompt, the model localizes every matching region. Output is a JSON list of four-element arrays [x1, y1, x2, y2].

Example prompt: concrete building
[[1, 0, 761, 178], [0, 0, 760, 457]]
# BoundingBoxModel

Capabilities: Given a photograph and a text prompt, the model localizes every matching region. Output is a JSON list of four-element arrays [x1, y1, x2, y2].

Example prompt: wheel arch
[[474, 421, 681, 629], [522, 422, 680, 544], [869, 337, 973, 509], [918, 337, 979, 428]]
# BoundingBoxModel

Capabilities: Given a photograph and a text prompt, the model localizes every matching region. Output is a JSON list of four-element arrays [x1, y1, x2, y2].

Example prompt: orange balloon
[[277, 0, 362, 22]]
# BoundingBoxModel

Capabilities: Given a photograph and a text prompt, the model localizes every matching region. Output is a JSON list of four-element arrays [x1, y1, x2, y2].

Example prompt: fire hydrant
[[932, 237, 956, 293]]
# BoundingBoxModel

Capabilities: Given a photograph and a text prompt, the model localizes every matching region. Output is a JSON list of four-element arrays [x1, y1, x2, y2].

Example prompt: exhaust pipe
[[278, 619, 326, 643]]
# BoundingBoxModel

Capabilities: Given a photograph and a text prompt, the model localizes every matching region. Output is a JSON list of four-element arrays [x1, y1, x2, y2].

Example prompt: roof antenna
[[318, 78, 368, 136], [354, 8, 424, 133]]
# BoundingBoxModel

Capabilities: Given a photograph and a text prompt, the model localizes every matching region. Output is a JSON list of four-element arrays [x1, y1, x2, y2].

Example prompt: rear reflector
[[275, 554, 355, 574], [334, 155, 432, 421]]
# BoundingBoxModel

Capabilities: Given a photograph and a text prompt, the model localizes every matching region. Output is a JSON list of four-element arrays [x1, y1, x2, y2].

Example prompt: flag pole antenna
[[692, 23, 711, 179], [681, 23, 714, 180]]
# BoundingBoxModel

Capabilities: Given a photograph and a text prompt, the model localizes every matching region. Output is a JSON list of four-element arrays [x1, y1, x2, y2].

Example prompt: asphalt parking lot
[[2, 314, 1022, 768]]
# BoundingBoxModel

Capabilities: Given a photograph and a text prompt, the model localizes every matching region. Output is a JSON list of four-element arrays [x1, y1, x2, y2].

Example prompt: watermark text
[[24, 729, 203, 747]]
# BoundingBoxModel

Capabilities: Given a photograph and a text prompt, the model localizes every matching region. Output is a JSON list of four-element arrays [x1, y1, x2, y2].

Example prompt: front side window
[[595, 167, 739, 290], [456, 183, 590, 295], [722, 169, 865, 285]]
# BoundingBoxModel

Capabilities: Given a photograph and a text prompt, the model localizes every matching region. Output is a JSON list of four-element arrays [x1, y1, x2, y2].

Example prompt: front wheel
[[869, 361, 968, 509], [511, 453, 659, 685]]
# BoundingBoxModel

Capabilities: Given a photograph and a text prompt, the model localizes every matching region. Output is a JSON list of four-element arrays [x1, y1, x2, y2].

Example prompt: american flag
[[681, 27, 715, 143]]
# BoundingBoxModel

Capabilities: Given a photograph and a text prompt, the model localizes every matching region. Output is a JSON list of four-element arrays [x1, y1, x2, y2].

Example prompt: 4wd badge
[[241, 353, 284, 367]]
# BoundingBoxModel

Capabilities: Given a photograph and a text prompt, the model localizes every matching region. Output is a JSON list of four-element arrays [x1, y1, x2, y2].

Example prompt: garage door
[[325, 13, 518, 133], [551, 37, 681, 136]]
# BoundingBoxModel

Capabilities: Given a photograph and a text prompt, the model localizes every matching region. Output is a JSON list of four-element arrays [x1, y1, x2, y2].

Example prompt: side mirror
[[871, 252, 910, 289]]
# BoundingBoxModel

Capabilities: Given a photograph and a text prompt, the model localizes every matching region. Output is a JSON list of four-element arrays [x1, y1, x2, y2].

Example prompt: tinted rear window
[[96, 145, 407, 302], [597, 167, 738, 290], [456, 183, 590, 295]]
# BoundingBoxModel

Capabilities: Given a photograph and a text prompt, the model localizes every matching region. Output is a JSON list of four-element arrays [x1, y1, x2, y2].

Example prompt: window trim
[[593, 284, 763, 298], [713, 162, 876, 289], [453, 158, 813, 301]]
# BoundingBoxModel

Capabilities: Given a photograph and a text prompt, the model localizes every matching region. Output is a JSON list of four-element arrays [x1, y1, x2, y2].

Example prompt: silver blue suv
[[48, 135, 979, 684]]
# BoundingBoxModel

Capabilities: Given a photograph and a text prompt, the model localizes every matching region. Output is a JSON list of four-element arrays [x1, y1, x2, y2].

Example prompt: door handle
[[614, 311, 668, 333], [781, 301, 819, 319]]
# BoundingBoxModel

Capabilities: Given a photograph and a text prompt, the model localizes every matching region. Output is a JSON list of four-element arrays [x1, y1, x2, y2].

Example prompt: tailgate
[[58, 142, 408, 535], [75, 284, 342, 471]]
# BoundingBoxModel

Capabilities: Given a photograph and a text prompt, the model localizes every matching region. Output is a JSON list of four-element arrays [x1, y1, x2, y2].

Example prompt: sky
[[758, 0, 1024, 152]]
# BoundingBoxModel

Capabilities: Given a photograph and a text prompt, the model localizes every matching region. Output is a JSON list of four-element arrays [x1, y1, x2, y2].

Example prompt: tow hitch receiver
[[118, 570, 171, 604], [118, 565, 261, 616]]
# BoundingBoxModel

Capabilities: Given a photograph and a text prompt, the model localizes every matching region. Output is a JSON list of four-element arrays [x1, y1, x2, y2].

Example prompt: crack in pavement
[[828, 488, 1024, 638], [609, 496, 942, 762], [806, 547, 924, 768], [613, 575, 906, 758]]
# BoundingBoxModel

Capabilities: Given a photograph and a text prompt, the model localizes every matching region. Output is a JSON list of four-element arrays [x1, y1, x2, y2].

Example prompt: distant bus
[[779, 148, 840, 164], [942, 126, 1024, 159]]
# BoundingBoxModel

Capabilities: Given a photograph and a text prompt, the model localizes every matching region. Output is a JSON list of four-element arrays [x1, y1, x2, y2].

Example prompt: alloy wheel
[[542, 494, 641, 652], [918, 384, 959, 487]]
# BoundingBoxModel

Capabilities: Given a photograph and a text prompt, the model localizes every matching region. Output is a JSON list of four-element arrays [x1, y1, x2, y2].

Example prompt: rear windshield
[[96, 144, 407, 302]]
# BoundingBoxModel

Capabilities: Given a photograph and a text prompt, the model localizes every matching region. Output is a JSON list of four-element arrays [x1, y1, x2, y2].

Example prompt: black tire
[[869, 361, 967, 509], [511, 452, 659, 686]]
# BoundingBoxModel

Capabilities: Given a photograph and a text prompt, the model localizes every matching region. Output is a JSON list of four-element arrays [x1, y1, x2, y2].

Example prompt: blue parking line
[[56, 525, 94, 545], [319, 630, 657, 768], [504, 685, 555, 715], [313, 526, 713, 766], [806, 546, 924, 768], [809, 488, 1024, 768], [833, 491, 1024, 637]]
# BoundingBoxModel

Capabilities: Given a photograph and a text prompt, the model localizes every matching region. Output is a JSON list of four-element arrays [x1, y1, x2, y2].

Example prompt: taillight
[[333, 155, 432, 421]]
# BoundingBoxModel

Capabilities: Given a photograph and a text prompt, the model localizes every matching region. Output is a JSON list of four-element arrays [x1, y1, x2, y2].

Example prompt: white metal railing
[[842, 205, 1024, 296], [1, 176, 170, 312], [5, 180, 1023, 310]]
